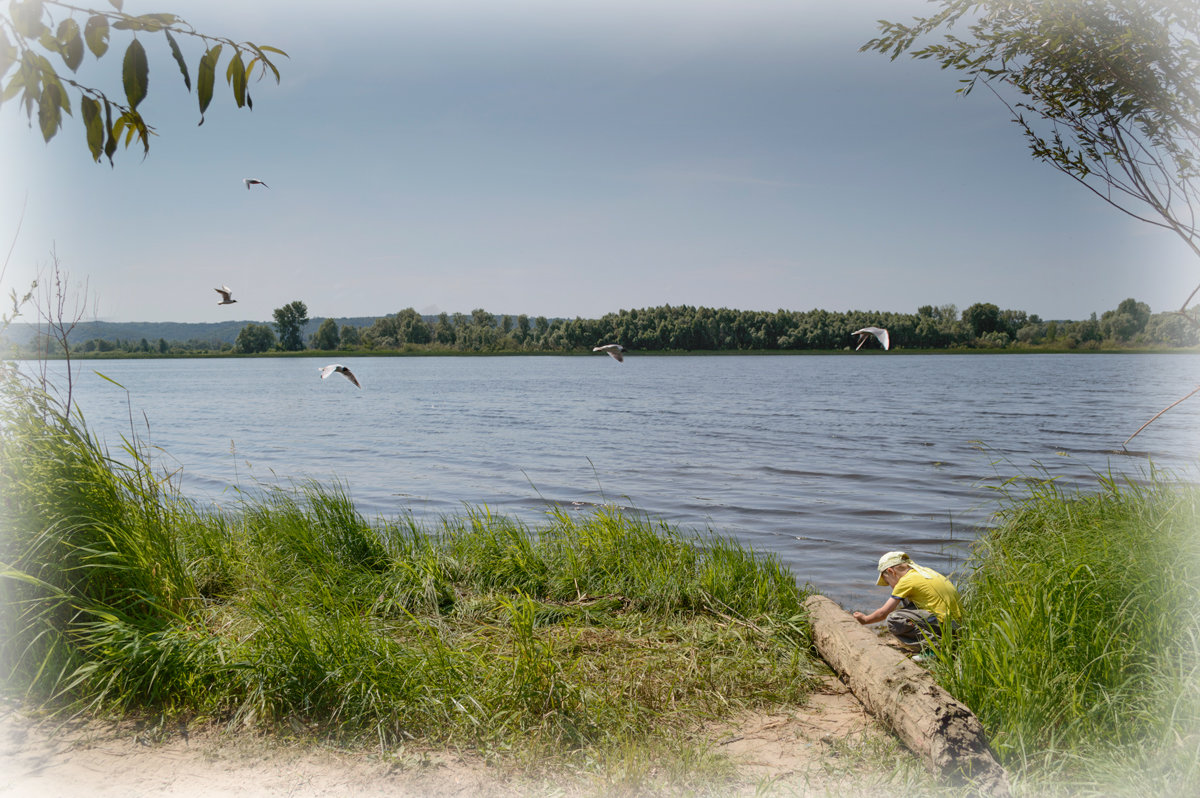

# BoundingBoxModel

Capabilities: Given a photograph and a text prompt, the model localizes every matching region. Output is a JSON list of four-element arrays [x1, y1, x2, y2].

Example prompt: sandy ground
[[0, 677, 914, 798]]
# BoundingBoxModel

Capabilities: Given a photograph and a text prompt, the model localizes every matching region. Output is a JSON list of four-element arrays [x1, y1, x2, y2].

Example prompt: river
[[29, 352, 1200, 609]]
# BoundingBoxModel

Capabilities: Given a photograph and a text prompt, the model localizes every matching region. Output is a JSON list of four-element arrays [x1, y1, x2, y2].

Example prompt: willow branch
[[1123, 383, 1200, 449]]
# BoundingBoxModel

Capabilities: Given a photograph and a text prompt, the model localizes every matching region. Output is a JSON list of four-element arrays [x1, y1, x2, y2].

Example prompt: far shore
[[11, 345, 1200, 361]]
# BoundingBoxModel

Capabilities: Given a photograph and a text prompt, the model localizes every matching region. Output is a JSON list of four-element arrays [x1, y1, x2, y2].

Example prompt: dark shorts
[[886, 599, 957, 651]]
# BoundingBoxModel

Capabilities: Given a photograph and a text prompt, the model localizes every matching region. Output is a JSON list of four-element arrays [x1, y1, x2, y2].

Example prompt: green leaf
[[34, 53, 70, 116], [10, 1, 47, 39], [16, 53, 40, 116], [93, 371, 128, 390], [226, 51, 246, 108], [122, 39, 148, 110], [109, 0, 124, 9], [57, 19, 84, 72], [81, 96, 103, 161], [103, 99, 117, 163], [164, 30, 190, 91], [0, 29, 16, 78], [121, 110, 150, 155], [252, 45, 287, 84], [1, 72, 27, 106], [84, 15, 110, 58], [256, 55, 280, 84], [116, 113, 132, 146], [197, 43, 221, 121], [37, 82, 62, 141]]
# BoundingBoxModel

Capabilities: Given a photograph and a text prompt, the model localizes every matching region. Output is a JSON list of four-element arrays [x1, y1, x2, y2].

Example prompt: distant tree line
[[76, 336, 230, 355], [244, 297, 1196, 354], [6, 298, 1195, 358]]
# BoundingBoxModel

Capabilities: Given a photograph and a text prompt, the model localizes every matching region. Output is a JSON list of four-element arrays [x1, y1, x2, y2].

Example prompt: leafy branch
[[862, 0, 1199, 313], [0, 0, 287, 164], [862, 0, 1200, 448]]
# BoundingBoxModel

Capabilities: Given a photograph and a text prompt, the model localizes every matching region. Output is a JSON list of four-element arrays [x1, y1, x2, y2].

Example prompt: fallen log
[[804, 594, 1011, 797]]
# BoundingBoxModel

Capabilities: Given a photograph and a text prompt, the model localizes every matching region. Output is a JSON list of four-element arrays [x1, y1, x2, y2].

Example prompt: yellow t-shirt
[[892, 564, 963, 623]]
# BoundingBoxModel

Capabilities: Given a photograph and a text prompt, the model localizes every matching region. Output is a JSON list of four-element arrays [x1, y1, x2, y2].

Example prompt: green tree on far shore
[[1100, 297, 1151, 342], [363, 308, 430, 348], [235, 322, 275, 353], [272, 301, 308, 352], [311, 318, 339, 350], [963, 302, 1004, 338], [338, 324, 361, 350], [6, 297, 1197, 359]]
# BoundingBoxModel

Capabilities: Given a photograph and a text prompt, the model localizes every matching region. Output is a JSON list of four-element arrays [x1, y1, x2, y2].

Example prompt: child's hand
[[853, 611, 868, 624]]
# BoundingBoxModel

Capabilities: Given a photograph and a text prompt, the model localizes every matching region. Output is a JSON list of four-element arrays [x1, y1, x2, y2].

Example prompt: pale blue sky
[[1, 0, 1193, 324]]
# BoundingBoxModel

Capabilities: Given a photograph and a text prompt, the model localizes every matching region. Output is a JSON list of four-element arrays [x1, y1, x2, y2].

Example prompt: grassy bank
[[931, 473, 1200, 796], [0, 377, 820, 786]]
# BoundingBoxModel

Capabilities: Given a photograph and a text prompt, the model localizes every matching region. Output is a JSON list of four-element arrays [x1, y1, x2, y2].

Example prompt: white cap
[[876, 551, 911, 585]]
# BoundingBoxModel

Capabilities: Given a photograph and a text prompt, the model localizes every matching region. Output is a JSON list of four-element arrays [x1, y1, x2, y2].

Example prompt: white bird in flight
[[243, 178, 269, 190], [215, 285, 237, 305], [593, 343, 626, 362], [851, 327, 890, 351], [320, 363, 361, 388]]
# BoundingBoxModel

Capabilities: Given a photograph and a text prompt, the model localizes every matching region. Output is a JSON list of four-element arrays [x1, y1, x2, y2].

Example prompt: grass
[[0, 374, 822, 786], [928, 471, 1200, 796]]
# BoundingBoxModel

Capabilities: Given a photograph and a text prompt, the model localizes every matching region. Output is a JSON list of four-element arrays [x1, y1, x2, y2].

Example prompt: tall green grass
[[936, 472, 1200, 795], [0, 374, 820, 776], [0, 383, 206, 711]]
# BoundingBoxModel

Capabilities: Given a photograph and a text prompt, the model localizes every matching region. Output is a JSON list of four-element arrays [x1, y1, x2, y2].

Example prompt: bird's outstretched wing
[[593, 344, 625, 362], [850, 327, 889, 351], [320, 364, 361, 387]]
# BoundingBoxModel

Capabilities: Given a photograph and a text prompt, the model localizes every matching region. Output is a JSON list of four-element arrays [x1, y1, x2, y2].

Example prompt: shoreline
[[9, 346, 1199, 361]]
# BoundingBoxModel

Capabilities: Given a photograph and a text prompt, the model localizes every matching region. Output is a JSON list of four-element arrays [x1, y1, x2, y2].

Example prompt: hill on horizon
[[1, 317, 384, 347]]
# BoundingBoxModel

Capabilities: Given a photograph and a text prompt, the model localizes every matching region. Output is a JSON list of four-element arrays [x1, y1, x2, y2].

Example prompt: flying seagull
[[320, 363, 361, 388], [593, 344, 626, 362], [851, 327, 890, 351], [243, 178, 269, 190], [215, 285, 237, 305]]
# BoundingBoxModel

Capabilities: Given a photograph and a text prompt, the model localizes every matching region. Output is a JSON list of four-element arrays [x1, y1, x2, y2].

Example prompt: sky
[[0, 0, 1195, 325]]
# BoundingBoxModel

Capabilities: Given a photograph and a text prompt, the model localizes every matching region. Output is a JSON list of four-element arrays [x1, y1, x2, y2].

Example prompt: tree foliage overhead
[[0, 0, 287, 164], [862, 0, 1200, 309]]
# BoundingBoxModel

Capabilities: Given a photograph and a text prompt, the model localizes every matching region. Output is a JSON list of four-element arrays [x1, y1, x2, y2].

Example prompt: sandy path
[[1, 678, 910, 798]]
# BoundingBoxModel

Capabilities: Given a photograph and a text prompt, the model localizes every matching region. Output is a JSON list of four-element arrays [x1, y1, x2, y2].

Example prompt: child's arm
[[854, 596, 900, 625]]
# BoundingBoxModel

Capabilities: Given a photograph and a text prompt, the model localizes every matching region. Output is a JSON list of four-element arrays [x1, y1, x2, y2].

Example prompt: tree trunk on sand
[[804, 594, 1011, 797]]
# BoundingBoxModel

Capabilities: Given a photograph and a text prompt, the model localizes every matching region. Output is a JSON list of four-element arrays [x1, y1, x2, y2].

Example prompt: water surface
[[36, 352, 1200, 609]]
